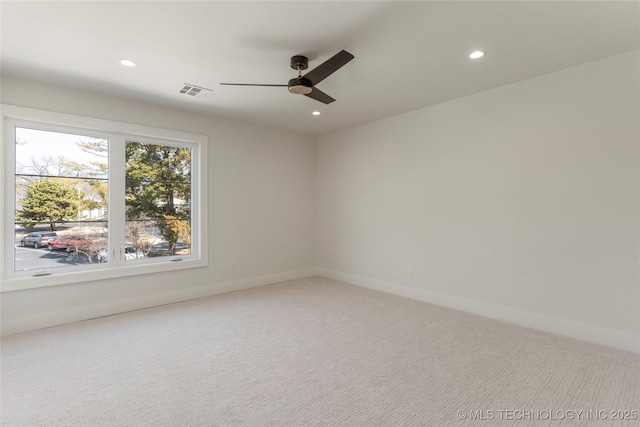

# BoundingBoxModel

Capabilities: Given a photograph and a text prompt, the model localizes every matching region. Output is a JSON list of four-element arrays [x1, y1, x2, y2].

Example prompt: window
[[2, 105, 207, 291], [14, 127, 109, 271], [125, 140, 192, 261]]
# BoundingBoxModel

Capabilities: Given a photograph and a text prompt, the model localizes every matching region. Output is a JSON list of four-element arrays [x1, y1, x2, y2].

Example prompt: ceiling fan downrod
[[288, 55, 312, 95]]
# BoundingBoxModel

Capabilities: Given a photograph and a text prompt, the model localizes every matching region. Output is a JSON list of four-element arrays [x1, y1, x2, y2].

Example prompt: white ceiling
[[2, 1, 638, 136]]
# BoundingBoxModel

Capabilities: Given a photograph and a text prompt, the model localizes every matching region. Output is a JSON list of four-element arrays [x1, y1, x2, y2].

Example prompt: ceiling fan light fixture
[[288, 85, 312, 95], [312, 111, 321, 116]]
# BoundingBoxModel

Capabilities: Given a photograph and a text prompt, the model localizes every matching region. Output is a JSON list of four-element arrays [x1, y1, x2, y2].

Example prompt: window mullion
[[108, 134, 126, 265], [3, 120, 18, 277]]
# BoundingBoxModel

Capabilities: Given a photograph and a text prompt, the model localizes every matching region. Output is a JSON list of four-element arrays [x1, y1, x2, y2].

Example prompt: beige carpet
[[1, 276, 638, 426]]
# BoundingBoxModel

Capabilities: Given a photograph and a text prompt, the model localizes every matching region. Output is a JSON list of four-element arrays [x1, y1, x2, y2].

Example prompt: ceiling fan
[[220, 50, 354, 104]]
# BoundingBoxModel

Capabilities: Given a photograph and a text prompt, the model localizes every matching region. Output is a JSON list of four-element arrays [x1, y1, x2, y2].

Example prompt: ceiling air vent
[[179, 83, 212, 99]]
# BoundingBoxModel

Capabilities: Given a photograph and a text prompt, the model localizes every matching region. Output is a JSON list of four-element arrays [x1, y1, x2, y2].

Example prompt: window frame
[[1, 105, 208, 292]]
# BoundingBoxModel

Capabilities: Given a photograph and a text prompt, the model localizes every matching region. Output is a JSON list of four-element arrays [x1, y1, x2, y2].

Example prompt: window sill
[[1, 257, 207, 292]]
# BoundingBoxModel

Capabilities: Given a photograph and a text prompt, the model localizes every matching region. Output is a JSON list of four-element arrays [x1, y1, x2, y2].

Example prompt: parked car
[[20, 232, 57, 248], [97, 245, 146, 262], [47, 235, 92, 252], [147, 242, 189, 257]]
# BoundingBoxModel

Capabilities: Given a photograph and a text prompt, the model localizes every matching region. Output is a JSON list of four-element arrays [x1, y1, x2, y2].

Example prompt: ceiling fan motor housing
[[290, 55, 309, 70]]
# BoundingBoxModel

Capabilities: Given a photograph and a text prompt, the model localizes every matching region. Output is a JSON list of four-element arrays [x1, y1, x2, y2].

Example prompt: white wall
[[316, 51, 640, 352], [1, 75, 316, 334]]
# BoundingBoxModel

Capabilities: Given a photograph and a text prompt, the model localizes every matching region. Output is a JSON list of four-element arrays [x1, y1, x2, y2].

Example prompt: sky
[[15, 127, 107, 175]]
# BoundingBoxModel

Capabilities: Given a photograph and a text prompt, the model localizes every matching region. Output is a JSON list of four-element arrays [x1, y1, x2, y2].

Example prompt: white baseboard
[[1, 268, 316, 336], [316, 268, 640, 354]]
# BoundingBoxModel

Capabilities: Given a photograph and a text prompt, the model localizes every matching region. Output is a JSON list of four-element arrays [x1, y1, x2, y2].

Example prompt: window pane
[[125, 141, 191, 261], [14, 128, 108, 270]]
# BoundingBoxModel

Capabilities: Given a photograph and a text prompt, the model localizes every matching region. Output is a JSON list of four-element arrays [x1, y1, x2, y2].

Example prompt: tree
[[69, 139, 108, 178], [15, 138, 110, 223], [125, 142, 191, 255], [77, 139, 108, 159], [159, 214, 191, 248], [80, 197, 102, 219], [60, 140, 109, 219], [20, 155, 76, 177], [16, 179, 80, 231]]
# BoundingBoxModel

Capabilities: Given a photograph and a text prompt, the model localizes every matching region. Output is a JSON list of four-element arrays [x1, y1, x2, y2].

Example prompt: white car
[[97, 245, 146, 262]]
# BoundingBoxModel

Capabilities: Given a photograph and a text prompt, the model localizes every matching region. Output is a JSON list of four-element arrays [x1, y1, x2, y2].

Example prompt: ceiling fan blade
[[302, 50, 354, 86], [304, 87, 336, 104], [219, 83, 288, 87]]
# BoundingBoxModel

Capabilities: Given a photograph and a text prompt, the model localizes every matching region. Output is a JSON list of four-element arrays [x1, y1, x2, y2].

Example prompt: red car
[[47, 235, 92, 252]]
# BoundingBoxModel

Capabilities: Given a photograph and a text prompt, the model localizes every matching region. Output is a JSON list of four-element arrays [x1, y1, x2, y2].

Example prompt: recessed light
[[312, 111, 321, 116], [469, 51, 485, 59], [119, 59, 136, 67]]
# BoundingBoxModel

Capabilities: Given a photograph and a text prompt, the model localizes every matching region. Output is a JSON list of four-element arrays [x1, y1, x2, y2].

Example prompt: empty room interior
[[1, 1, 639, 426]]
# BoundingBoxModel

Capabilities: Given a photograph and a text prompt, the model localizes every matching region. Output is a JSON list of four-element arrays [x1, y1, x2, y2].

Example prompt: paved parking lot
[[14, 245, 92, 272], [13, 240, 189, 272]]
